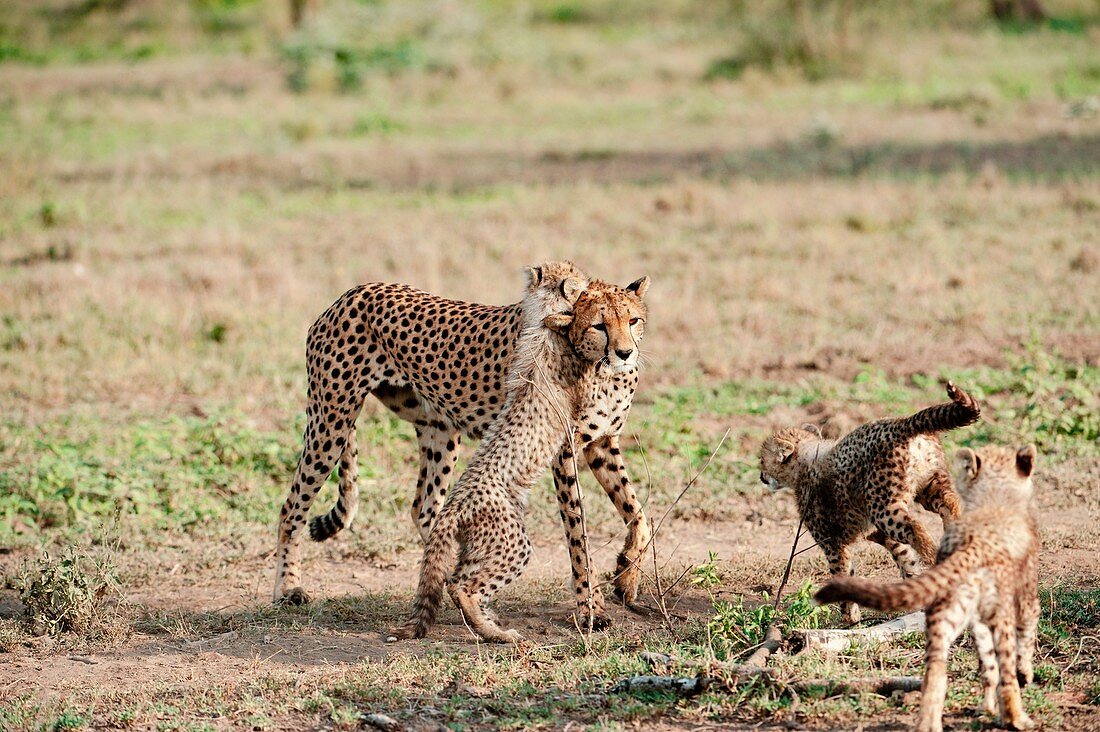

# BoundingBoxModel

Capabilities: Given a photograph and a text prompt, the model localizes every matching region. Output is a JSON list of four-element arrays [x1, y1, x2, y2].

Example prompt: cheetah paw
[[277, 587, 311, 606], [1007, 714, 1035, 731], [574, 610, 613, 632]]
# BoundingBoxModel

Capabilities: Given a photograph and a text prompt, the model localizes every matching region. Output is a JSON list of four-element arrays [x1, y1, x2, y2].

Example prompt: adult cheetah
[[273, 261, 651, 628], [388, 276, 649, 642]]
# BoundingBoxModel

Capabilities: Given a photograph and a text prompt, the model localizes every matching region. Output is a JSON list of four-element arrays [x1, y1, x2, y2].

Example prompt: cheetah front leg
[[824, 542, 861, 624], [583, 435, 650, 607], [552, 441, 610, 631]]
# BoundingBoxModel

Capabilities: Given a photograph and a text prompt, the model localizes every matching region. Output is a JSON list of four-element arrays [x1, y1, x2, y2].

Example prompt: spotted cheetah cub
[[388, 276, 649, 643], [817, 445, 1040, 732], [759, 383, 980, 623]]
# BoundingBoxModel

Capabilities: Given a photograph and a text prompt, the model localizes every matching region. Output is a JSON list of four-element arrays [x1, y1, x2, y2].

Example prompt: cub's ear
[[524, 265, 544, 291], [775, 441, 795, 465], [626, 275, 650, 299], [560, 276, 586, 303], [955, 447, 980, 479], [1015, 444, 1037, 478], [800, 423, 823, 438], [543, 313, 573, 332]]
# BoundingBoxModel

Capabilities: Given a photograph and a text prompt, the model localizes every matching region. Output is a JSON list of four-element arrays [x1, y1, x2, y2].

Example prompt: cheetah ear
[[559, 277, 586, 304], [800, 423, 823, 438], [524, 265, 544, 291], [776, 442, 796, 465], [543, 313, 573, 333], [955, 447, 980, 479], [626, 275, 650, 299], [1015, 444, 1037, 478]]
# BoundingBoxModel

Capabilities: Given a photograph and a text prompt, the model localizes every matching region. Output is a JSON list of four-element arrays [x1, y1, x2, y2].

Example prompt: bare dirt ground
[[5, 477, 1100, 727]]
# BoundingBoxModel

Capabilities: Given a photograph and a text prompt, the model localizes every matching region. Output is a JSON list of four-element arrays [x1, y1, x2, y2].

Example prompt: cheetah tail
[[389, 511, 458, 640], [898, 381, 980, 437], [308, 425, 360, 542], [814, 541, 981, 612]]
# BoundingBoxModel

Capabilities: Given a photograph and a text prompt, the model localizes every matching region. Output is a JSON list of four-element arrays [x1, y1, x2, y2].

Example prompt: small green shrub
[[50, 710, 89, 732], [19, 548, 120, 638], [708, 0, 861, 82], [690, 551, 724, 591], [708, 581, 833, 659]]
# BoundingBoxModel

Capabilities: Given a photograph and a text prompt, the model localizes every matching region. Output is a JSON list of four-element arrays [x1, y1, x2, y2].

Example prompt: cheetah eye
[[591, 323, 607, 332], [629, 318, 641, 326]]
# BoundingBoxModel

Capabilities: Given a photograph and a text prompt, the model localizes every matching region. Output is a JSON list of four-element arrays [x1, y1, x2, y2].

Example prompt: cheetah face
[[561, 276, 649, 373], [954, 444, 1037, 510], [758, 427, 817, 491]]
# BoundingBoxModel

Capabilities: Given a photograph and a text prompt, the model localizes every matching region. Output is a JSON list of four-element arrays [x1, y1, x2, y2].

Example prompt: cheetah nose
[[615, 348, 633, 360], [759, 472, 767, 485]]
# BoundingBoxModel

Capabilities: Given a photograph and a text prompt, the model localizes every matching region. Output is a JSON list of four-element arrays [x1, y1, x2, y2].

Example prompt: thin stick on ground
[[772, 516, 806, 616], [647, 428, 731, 631]]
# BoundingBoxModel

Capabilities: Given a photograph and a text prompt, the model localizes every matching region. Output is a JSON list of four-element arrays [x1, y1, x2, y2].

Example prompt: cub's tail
[[815, 541, 981, 612], [308, 425, 360, 542], [387, 511, 458, 641], [898, 382, 980, 438]]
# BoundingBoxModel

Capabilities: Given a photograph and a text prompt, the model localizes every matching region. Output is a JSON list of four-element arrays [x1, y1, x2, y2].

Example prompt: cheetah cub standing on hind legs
[[759, 382, 981, 623], [817, 445, 1040, 732], [387, 276, 649, 643], [273, 261, 652, 629]]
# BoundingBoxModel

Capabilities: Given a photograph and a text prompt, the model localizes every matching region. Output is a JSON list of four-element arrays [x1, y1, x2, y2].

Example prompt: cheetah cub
[[388, 276, 649, 643], [759, 382, 980, 623], [817, 445, 1040, 732]]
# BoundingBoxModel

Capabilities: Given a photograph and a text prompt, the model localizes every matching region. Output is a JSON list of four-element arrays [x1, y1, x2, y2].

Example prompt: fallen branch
[[800, 611, 925, 653], [361, 713, 402, 731], [612, 669, 920, 700], [743, 624, 783, 668], [789, 675, 922, 697], [610, 675, 711, 696]]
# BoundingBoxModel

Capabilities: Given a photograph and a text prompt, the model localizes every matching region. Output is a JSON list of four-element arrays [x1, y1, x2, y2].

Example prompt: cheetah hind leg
[[447, 521, 532, 644], [448, 584, 525, 644], [917, 470, 961, 530]]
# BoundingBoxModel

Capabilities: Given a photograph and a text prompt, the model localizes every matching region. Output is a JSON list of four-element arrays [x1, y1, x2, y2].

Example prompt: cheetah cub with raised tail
[[759, 382, 980, 623], [388, 275, 649, 643], [817, 445, 1040, 732]]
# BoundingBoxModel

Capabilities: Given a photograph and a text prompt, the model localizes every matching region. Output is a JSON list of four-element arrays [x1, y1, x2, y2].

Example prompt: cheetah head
[[545, 276, 649, 373], [523, 261, 591, 318], [758, 425, 829, 491], [954, 444, 1037, 510]]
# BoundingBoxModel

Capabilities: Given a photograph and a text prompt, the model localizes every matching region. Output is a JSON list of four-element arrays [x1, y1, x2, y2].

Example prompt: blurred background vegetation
[[2, 0, 1099, 87]]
